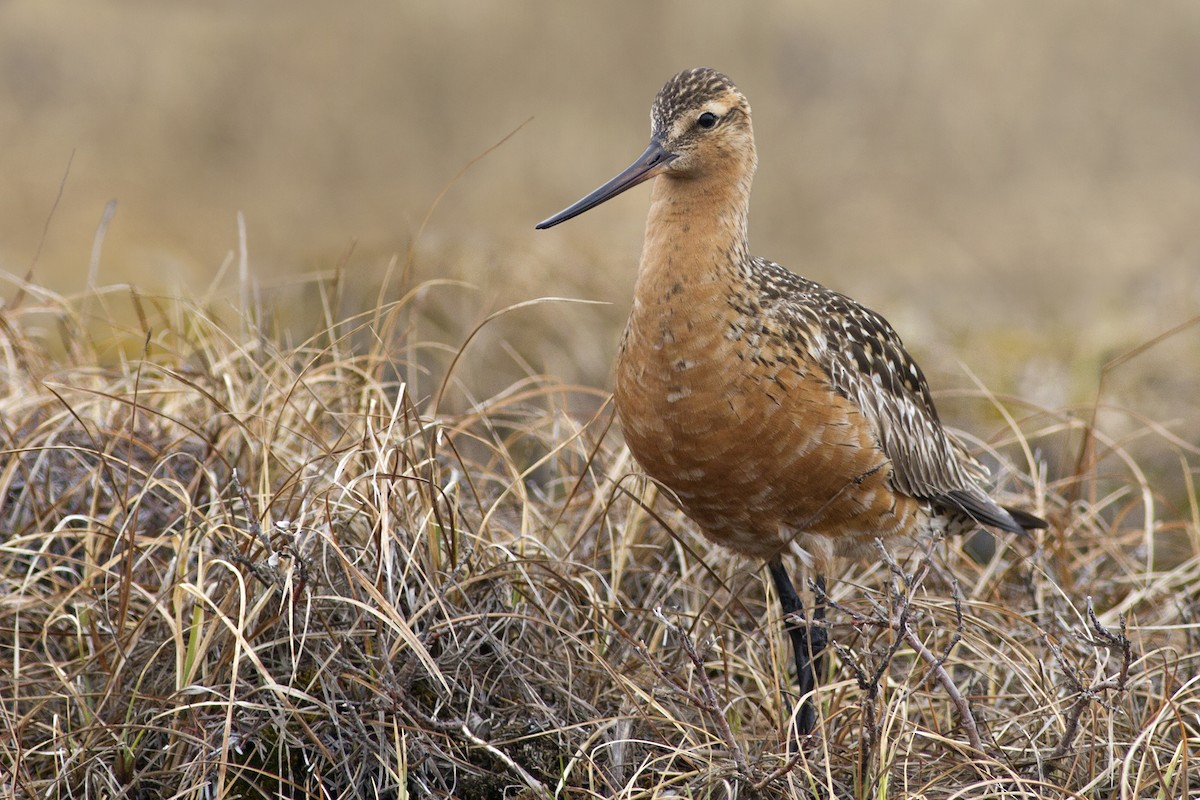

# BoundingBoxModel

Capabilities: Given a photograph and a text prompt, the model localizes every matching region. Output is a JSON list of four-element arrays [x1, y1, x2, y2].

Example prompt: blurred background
[[2, 0, 1197, 483]]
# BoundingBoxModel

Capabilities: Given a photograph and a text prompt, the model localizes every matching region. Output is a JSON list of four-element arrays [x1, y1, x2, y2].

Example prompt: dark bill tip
[[535, 140, 675, 230]]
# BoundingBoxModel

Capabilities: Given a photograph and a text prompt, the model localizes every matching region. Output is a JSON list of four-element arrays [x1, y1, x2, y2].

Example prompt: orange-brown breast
[[614, 266, 924, 568]]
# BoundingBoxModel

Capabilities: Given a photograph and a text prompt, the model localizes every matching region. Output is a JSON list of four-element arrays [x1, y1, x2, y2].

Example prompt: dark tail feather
[[940, 490, 1046, 536], [942, 493, 1047, 564], [1002, 505, 1047, 532]]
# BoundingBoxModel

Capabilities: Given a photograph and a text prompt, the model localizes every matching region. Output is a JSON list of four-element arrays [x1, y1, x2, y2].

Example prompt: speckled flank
[[603, 68, 1041, 573]]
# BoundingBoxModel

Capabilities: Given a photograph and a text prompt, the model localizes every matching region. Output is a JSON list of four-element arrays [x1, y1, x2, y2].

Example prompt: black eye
[[697, 111, 718, 129]]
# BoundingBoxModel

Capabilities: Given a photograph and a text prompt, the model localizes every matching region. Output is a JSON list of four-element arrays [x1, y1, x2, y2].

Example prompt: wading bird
[[536, 67, 1044, 735]]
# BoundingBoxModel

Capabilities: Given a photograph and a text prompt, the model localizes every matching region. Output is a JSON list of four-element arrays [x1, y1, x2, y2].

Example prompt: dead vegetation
[[1, 271, 1197, 799]]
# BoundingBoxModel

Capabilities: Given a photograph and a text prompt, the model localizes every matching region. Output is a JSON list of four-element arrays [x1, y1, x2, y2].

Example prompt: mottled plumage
[[537, 67, 1044, 735]]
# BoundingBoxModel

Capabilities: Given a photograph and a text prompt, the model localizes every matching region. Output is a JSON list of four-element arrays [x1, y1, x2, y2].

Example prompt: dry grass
[[2, 265, 1198, 800]]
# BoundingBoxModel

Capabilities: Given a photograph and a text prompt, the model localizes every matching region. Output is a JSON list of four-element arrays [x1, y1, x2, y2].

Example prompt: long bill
[[535, 139, 676, 229]]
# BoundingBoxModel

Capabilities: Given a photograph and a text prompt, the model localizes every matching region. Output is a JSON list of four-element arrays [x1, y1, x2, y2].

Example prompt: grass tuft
[[1, 272, 1197, 799]]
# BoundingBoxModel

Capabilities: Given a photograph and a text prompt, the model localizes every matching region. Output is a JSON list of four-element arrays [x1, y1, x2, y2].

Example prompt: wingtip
[[1002, 505, 1048, 532], [941, 490, 1046, 536]]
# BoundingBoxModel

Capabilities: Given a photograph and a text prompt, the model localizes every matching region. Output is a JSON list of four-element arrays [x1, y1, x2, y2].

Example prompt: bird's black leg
[[768, 557, 827, 737]]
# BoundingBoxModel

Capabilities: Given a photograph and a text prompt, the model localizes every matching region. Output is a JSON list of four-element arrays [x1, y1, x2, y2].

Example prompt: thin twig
[[1044, 597, 1134, 768], [751, 747, 810, 792], [226, 469, 276, 588], [1086, 596, 1134, 690], [898, 623, 985, 753], [915, 580, 966, 688], [874, 539, 986, 754], [654, 607, 755, 781]]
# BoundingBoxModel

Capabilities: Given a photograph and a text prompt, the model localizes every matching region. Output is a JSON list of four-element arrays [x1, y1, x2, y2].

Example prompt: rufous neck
[[640, 164, 754, 286]]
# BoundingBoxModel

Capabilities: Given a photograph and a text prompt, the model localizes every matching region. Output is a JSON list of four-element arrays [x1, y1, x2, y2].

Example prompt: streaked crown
[[651, 67, 748, 138]]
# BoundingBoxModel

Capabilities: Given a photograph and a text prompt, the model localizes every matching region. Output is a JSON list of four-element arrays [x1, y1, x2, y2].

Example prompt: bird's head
[[536, 67, 755, 230]]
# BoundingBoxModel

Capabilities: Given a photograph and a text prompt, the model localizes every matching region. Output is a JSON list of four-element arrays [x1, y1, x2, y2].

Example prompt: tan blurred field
[[2, 1, 1198, 461]]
